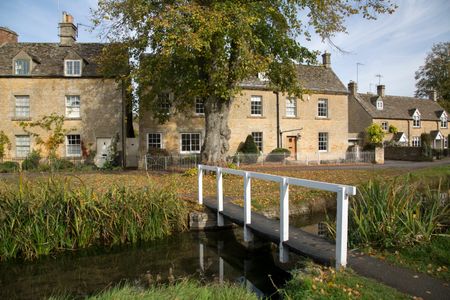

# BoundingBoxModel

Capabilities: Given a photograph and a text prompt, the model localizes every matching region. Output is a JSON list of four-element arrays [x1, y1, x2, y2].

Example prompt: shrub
[[237, 135, 259, 164], [388, 124, 398, 134], [50, 158, 75, 170], [182, 167, 198, 177], [22, 150, 41, 170], [365, 123, 385, 147], [267, 148, 290, 162], [420, 133, 432, 158], [0, 161, 20, 173], [147, 148, 170, 156]]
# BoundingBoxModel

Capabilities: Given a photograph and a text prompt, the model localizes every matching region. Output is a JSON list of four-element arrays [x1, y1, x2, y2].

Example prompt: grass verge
[[281, 262, 410, 299]]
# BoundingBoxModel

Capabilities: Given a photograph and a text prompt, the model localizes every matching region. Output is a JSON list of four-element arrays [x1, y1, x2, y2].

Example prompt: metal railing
[[197, 164, 357, 269], [145, 154, 201, 171]]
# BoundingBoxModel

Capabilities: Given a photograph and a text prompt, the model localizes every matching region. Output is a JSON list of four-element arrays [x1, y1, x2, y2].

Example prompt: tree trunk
[[201, 96, 232, 164]]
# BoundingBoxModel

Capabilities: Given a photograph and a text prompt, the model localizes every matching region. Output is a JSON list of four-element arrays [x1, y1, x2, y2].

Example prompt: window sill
[[282, 116, 300, 119], [180, 152, 201, 154], [65, 117, 82, 121], [11, 117, 31, 121], [247, 115, 266, 119], [315, 117, 330, 120], [318, 150, 328, 153], [192, 114, 205, 118]]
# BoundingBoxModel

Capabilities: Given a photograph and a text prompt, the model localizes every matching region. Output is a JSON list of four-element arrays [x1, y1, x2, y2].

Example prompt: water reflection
[[0, 229, 295, 299]]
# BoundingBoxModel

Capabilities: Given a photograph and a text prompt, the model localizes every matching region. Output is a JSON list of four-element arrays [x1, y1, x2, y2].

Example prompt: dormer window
[[376, 99, 383, 110], [65, 60, 82, 76], [14, 59, 30, 75], [412, 110, 421, 128], [257, 72, 269, 82], [440, 113, 448, 128]]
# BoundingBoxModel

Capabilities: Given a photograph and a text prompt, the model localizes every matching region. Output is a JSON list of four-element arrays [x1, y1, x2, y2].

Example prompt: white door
[[126, 138, 139, 168], [95, 138, 112, 168]]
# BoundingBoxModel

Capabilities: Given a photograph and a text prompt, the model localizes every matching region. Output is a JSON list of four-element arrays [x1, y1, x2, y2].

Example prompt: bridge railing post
[[336, 186, 349, 269], [279, 177, 289, 263], [217, 167, 224, 226], [243, 172, 253, 242], [198, 165, 203, 205]]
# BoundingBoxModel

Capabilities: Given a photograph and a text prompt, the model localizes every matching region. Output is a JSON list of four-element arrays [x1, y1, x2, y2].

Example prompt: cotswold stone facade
[[0, 13, 125, 165], [139, 54, 349, 167], [348, 82, 449, 149]]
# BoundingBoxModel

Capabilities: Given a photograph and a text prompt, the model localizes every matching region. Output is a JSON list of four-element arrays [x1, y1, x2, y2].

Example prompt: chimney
[[322, 52, 331, 68], [0, 26, 18, 44], [428, 90, 437, 102], [377, 85, 385, 97], [58, 12, 77, 46], [348, 81, 357, 95]]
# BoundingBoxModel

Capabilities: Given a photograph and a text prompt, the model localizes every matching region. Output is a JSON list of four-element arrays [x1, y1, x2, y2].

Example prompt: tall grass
[[0, 176, 188, 261], [347, 177, 449, 249]]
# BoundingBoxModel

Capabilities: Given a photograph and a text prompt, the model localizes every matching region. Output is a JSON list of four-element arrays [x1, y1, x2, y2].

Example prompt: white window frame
[[64, 60, 82, 77], [444, 137, 448, 149], [412, 136, 421, 147], [14, 59, 31, 75], [381, 122, 388, 131], [317, 99, 328, 118], [250, 95, 262, 116], [65, 95, 81, 118], [195, 98, 205, 115], [251, 132, 263, 152], [286, 97, 297, 117], [15, 135, 30, 158], [440, 115, 448, 129], [180, 133, 201, 154], [15, 95, 30, 118], [318, 132, 328, 152], [66, 134, 82, 157], [147, 133, 163, 150], [412, 111, 421, 128], [376, 100, 383, 110]]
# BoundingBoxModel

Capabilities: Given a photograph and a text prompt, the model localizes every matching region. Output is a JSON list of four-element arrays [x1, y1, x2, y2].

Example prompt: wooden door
[[286, 136, 297, 158]]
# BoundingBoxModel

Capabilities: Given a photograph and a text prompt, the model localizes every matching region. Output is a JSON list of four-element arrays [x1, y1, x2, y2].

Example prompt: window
[[195, 98, 205, 115], [441, 115, 448, 128], [250, 96, 262, 116], [286, 98, 297, 117], [317, 99, 328, 118], [413, 113, 421, 128], [318, 132, 328, 152], [412, 136, 421, 147], [15, 95, 30, 118], [251, 132, 263, 152], [159, 93, 171, 114], [148, 133, 162, 149], [65, 60, 82, 76], [376, 100, 383, 110], [14, 59, 30, 75], [65, 95, 80, 118], [15, 135, 30, 158], [66, 135, 81, 157], [381, 122, 388, 131], [181, 133, 201, 153]]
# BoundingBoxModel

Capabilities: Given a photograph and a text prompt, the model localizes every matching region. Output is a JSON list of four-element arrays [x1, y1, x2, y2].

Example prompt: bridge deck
[[203, 196, 449, 300]]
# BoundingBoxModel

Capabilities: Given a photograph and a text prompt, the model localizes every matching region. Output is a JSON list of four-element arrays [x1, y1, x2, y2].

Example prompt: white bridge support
[[197, 165, 356, 269]]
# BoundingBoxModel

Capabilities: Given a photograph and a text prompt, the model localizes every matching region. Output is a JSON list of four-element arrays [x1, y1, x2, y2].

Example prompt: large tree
[[93, 0, 396, 164], [415, 42, 450, 111]]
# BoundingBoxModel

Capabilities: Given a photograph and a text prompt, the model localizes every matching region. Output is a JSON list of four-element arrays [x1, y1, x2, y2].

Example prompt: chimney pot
[[59, 12, 77, 46], [428, 90, 437, 102], [348, 81, 357, 95], [322, 52, 331, 68], [377, 85, 385, 97]]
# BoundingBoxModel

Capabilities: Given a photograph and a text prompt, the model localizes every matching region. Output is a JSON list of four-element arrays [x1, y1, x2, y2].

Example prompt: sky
[[1, 0, 449, 97]]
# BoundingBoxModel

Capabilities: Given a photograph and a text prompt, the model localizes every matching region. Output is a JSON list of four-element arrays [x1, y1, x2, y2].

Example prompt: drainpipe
[[407, 120, 411, 146], [274, 91, 280, 148]]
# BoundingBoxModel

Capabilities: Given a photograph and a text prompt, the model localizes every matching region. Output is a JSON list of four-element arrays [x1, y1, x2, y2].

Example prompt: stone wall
[[384, 147, 425, 161]]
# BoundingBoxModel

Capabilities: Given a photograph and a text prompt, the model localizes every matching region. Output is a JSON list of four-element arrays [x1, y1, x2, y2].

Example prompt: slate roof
[[0, 42, 105, 77], [352, 93, 447, 121], [240, 64, 347, 94]]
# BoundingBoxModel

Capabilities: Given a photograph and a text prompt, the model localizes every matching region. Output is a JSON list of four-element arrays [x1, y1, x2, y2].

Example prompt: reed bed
[[0, 176, 188, 261], [345, 177, 449, 249]]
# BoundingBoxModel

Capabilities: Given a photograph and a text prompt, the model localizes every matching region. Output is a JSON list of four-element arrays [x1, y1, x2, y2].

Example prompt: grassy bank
[[0, 177, 188, 261], [50, 280, 258, 300], [281, 263, 410, 299]]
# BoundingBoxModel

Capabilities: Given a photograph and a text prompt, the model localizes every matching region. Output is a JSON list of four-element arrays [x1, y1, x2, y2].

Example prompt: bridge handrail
[[197, 164, 356, 269]]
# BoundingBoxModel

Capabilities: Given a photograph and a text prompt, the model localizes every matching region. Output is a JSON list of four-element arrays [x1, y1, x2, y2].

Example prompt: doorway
[[286, 136, 297, 158], [95, 137, 112, 168]]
